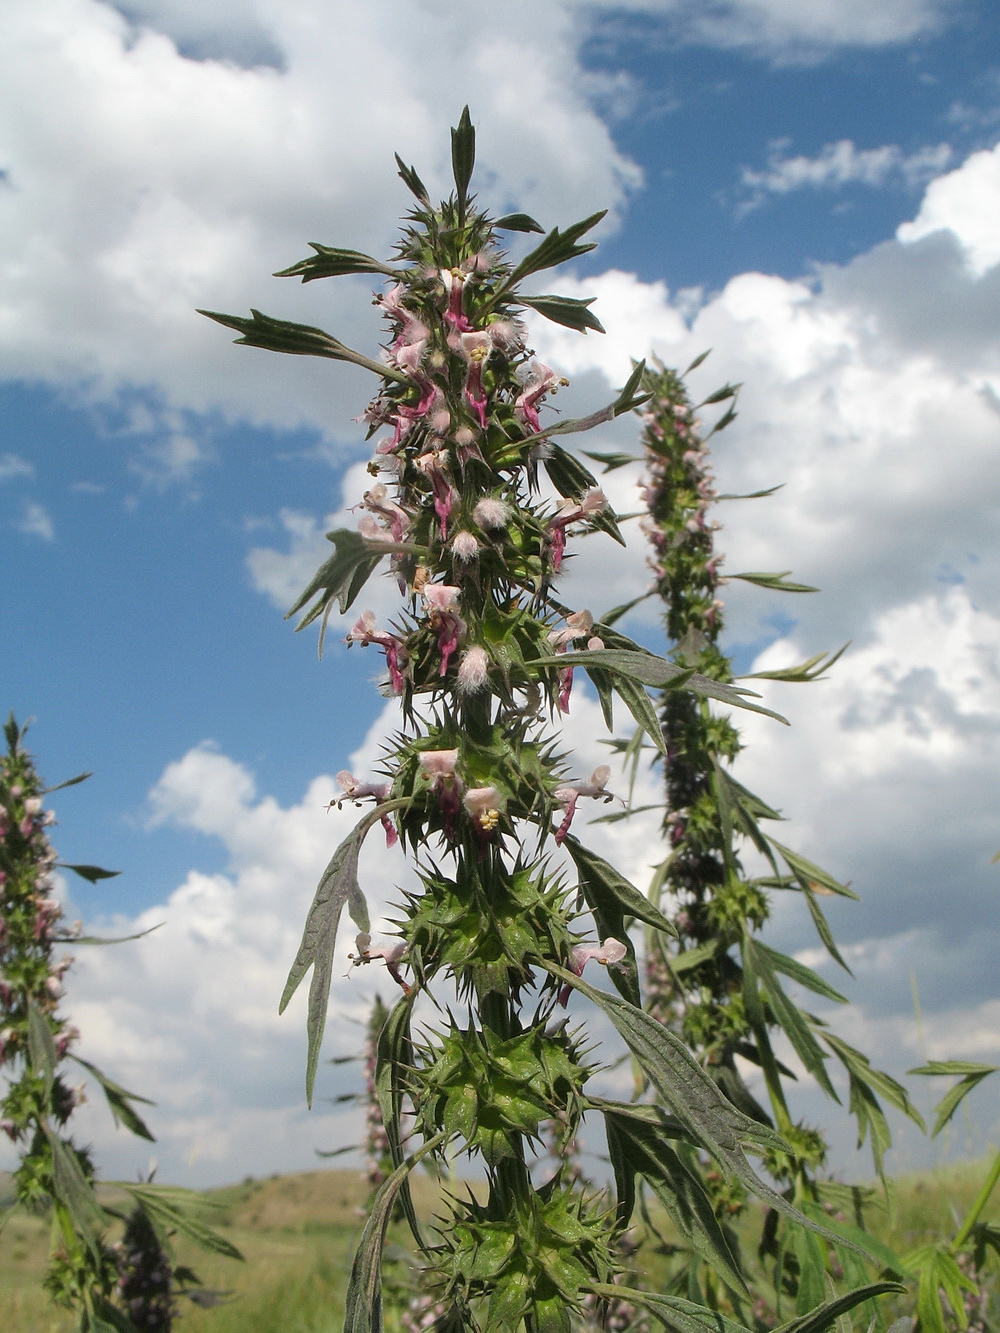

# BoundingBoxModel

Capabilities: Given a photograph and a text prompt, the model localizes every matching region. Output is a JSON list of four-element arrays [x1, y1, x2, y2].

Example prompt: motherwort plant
[[0, 716, 238, 1332], [601, 360, 923, 1316], [202, 113, 899, 1333]]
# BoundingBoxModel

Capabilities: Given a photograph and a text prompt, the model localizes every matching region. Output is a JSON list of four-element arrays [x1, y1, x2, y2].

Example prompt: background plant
[[0, 714, 239, 1332], [582, 359, 929, 1323], [202, 111, 902, 1333]]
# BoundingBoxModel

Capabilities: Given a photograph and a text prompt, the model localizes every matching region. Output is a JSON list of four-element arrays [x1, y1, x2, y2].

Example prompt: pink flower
[[350, 933, 411, 994], [361, 484, 411, 543], [419, 749, 462, 839], [416, 448, 457, 540], [463, 786, 502, 834], [333, 771, 397, 846], [346, 611, 409, 694], [456, 646, 490, 695], [423, 585, 465, 676], [459, 331, 492, 428], [440, 268, 473, 332], [553, 765, 614, 843], [515, 360, 569, 434], [546, 488, 607, 570], [559, 938, 628, 1005]]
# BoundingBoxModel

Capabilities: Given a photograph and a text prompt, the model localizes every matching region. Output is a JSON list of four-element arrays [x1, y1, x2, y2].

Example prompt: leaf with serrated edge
[[549, 964, 876, 1259], [70, 1056, 156, 1141], [603, 1109, 748, 1294], [45, 1130, 109, 1256], [280, 801, 405, 1105], [563, 835, 676, 935], [118, 1182, 244, 1260]]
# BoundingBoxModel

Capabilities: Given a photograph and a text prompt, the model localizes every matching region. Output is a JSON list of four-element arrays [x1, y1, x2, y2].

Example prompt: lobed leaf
[[274, 244, 397, 283], [908, 1060, 997, 1136], [118, 1182, 244, 1260], [285, 527, 384, 652], [740, 644, 849, 684], [198, 308, 410, 383], [46, 1130, 109, 1257], [280, 803, 402, 1105], [506, 209, 607, 288], [394, 153, 430, 204]]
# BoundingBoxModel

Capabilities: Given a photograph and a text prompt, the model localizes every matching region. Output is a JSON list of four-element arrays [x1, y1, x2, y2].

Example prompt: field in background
[[1, 1159, 997, 1332]]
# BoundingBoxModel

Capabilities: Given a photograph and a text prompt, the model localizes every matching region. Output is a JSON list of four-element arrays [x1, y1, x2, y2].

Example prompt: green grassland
[[1, 1160, 997, 1332]]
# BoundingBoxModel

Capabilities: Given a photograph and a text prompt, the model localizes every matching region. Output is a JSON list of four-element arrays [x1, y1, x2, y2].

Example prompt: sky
[[2, 0, 1000, 1189]]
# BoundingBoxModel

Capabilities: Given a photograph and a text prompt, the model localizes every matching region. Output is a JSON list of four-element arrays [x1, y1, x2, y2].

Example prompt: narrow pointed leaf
[[697, 382, 740, 407], [730, 571, 818, 593], [908, 1061, 997, 1135], [683, 349, 712, 375], [591, 1286, 752, 1333], [61, 863, 120, 883], [118, 1183, 244, 1260], [754, 941, 849, 1004], [746, 939, 839, 1100], [46, 1131, 109, 1255], [772, 1283, 907, 1333], [375, 992, 425, 1249], [44, 771, 93, 793], [520, 293, 605, 334], [741, 644, 849, 683], [532, 647, 788, 723], [602, 1109, 748, 1294], [772, 840, 858, 899], [583, 450, 641, 473], [563, 836, 677, 936], [70, 1056, 156, 1141], [451, 106, 475, 209], [285, 527, 384, 649], [394, 154, 430, 204], [716, 485, 784, 501], [550, 964, 877, 1257], [599, 591, 654, 627], [27, 1000, 57, 1096], [507, 209, 607, 287], [494, 212, 545, 233]]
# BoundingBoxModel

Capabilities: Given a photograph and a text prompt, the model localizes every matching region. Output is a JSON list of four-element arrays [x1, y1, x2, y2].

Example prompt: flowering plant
[[0, 715, 238, 1331], [203, 111, 901, 1333]]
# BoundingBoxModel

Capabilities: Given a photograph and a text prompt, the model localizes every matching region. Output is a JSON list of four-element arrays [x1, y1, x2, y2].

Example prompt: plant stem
[[952, 1146, 1000, 1250]]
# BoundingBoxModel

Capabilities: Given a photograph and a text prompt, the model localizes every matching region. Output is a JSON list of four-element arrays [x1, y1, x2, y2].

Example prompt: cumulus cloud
[[734, 138, 953, 214], [898, 140, 1000, 276]]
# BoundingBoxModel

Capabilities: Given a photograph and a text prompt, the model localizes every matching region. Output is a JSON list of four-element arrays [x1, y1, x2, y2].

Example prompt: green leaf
[[908, 1061, 997, 1136], [741, 644, 849, 683], [542, 443, 599, 498], [601, 1109, 748, 1295], [506, 209, 607, 288], [591, 1286, 752, 1333], [549, 964, 872, 1257], [730, 571, 819, 594], [706, 406, 738, 437], [905, 1244, 975, 1333], [451, 105, 476, 212], [88, 1297, 141, 1332], [118, 1183, 244, 1260], [344, 1134, 445, 1333], [64, 924, 163, 946], [494, 212, 545, 233], [280, 803, 400, 1105], [44, 771, 92, 793], [598, 591, 654, 627], [801, 888, 852, 972], [274, 244, 397, 283], [697, 382, 740, 407], [612, 671, 672, 757], [61, 863, 120, 883], [27, 1001, 57, 1097], [771, 840, 859, 900], [197, 308, 410, 384], [285, 527, 384, 653], [772, 1284, 907, 1333], [745, 938, 839, 1101], [532, 647, 789, 724], [716, 485, 784, 501], [70, 1056, 156, 1141], [375, 992, 425, 1250], [46, 1131, 109, 1256], [582, 450, 640, 473], [754, 941, 848, 1004], [520, 293, 605, 334], [826, 1035, 925, 1129], [394, 153, 430, 204], [683, 349, 712, 375]]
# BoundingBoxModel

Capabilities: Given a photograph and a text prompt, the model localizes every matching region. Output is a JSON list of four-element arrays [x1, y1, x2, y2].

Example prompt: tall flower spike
[[203, 113, 892, 1333]]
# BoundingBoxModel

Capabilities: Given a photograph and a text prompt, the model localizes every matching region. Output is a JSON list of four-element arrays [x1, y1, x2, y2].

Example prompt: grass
[[1, 1159, 997, 1331]]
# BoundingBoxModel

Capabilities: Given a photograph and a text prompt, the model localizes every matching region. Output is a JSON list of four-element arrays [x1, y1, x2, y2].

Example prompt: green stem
[[952, 1146, 1000, 1250]]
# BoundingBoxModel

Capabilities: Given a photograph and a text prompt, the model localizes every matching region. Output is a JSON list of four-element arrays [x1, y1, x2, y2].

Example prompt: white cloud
[[0, 0, 640, 450], [570, 0, 962, 60], [0, 452, 34, 482], [15, 500, 55, 540], [898, 140, 1000, 276], [735, 138, 953, 213]]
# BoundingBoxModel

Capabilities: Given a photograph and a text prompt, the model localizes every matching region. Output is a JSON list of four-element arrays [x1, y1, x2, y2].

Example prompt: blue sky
[[2, 0, 1000, 1186]]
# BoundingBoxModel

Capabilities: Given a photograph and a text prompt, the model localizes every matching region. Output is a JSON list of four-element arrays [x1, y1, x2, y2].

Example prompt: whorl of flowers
[[203, 113, 903, 1333]]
